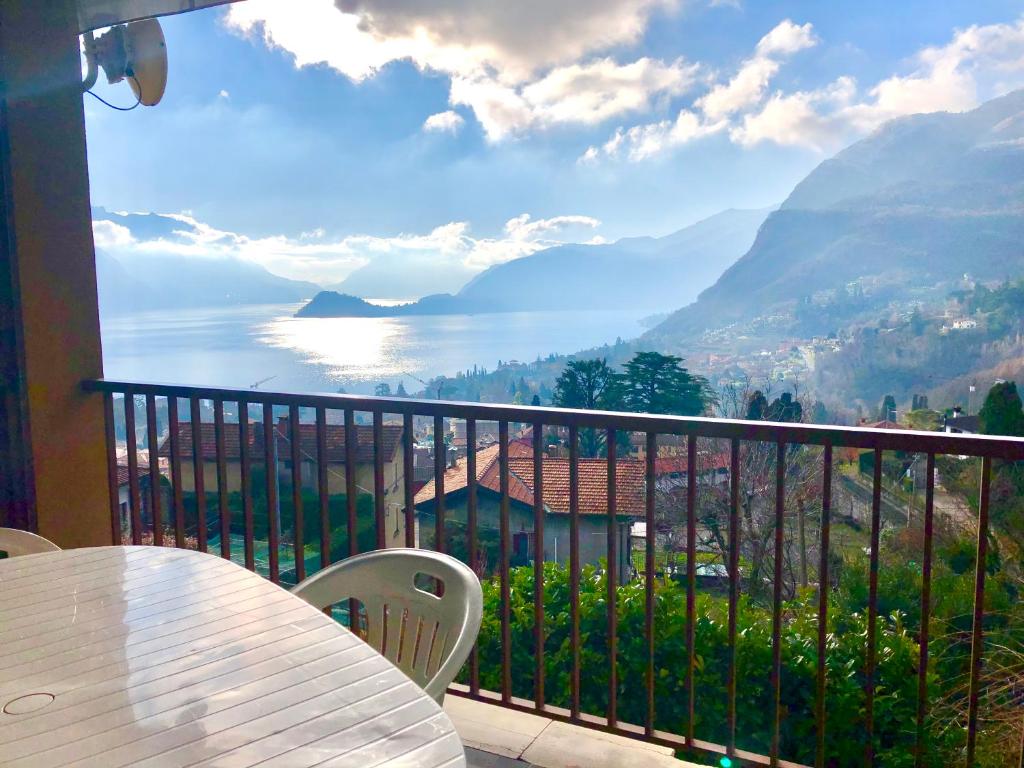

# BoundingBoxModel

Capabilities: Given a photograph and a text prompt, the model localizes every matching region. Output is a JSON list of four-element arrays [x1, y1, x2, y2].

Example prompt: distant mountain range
[[92, 208, 320, 313], [295, 207, 772, 318], [646, 89, 1024, 346]]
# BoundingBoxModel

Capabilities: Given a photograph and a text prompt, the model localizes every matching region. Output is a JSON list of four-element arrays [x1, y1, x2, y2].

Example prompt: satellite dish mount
[[82, 18, 167, 107]]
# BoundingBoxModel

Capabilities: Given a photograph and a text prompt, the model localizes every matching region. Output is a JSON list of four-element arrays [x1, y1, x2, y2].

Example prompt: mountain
[[647, 89, 1024, 346], [325, 252, 478, 301], [455, 208, 772, 312], [92, 207, 321, 313], [295, 291, 481, 318]]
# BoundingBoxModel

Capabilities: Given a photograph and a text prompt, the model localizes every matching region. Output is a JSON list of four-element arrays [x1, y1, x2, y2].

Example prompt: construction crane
[[402, 370, 444, 399], [249, 375, 276, 390]]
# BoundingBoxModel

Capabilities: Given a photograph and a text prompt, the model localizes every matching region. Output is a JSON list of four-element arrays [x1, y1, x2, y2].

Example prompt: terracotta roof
[[654, 452, 731, 475], [415, 441, 644, 516], [861, 420, 907, 431], [157, 419, 403, 463], [116, 461, 150, 487]]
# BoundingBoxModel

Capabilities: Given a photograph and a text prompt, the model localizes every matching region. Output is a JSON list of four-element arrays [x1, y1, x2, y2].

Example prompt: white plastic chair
[[291, 548, 483, 703], [0, 528, 60, 557]]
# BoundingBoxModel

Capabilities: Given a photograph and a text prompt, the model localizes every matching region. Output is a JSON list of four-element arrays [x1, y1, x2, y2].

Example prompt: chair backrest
[[0, 528, 61, 558], [291, 548, 483, 703]]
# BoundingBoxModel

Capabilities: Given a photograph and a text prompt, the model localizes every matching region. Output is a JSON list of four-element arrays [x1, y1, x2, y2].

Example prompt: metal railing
[[83, 378, 1024, 768]]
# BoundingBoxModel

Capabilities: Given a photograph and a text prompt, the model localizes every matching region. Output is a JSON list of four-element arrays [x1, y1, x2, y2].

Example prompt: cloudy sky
[[85, 0, 1024, 295]]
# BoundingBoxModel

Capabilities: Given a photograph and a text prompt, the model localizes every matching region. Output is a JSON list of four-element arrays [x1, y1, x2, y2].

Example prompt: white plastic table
[[0, 546, 467, 767]]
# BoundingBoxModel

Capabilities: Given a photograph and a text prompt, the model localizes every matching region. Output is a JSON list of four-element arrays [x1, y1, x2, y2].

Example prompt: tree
[[552, 359, 621, 457], [746, 390, 768, 420], [552, 358, 621, 411], [374, 382, 391, 397], [766, 392, 802, 422], [878, 394, 896, 421], [395, 381, 408, 397], [531, 394, 541, 406], [979, 381, 1024, 437], [617, 352, 712, 416]]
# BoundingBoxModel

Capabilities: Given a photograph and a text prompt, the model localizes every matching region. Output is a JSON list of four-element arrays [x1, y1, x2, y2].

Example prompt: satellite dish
[[82, 18, 167, 107], [124, 19, 167, 106]]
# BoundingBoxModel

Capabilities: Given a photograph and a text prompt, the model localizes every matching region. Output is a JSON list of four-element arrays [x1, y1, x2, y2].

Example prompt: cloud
[[93, 209, 601, 283], [423, 110, 465, 133], [581, 19, 813, 161], [735, 18, 1024, 151], [450, 57, 699, 139], [587, 15, 1024, 160], [92, 219, 135, 248], [225, 0, 689, 140]]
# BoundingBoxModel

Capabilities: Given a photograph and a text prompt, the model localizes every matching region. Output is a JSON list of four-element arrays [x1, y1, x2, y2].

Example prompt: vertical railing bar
[[315, 407, 330, 570], [815, 442, 833, 768], [403, 412, 415, 548], [103, 393, 121, 545], [344, 408, 358, 629], [344, 409, 358, 558], [915, 453, 936, 768], [167, 396, 185, 549], [570, 424, 582, 721], [213, 399, 229, 559], [123, 394, 142, 546], [238, 401, 254, 570], [532, 420, 545, 711], [145, 394, 164, 547], [645, 431, 656, 736], [770, 440, 786, 766], [727, 436, 740, 756], [189, 397, 208, 552], [263, 402, 279, 583], [966, 456, 991, 767], [373, 411, 385, 550], [606, 426, 618, 728], [864, 446, 884, 766], [433, 415, 446, 554], [499, 420, 512, 704], [467, 417, 479, 695], [685, 433, 697, 747], [289, 404, 305, 582]]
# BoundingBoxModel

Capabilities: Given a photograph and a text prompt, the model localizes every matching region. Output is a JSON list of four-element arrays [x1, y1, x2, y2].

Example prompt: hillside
[[647, 89, 1024, 347], [457, 208, 771, 312]]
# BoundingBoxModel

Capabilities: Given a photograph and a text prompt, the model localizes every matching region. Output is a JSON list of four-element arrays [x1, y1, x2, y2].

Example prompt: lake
[[101, 303, 648, 394]]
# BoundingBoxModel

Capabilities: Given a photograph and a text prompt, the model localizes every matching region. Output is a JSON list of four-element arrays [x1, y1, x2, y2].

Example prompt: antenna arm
[[82, 30, 99, 92]]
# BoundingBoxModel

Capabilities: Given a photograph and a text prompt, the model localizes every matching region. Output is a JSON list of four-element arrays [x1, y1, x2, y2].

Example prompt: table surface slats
[[0, 546, 465, 768]]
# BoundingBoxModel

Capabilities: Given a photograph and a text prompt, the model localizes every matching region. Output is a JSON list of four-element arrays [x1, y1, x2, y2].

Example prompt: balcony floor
[[446, 695, 703, 768], [466, 747, 535, 767]]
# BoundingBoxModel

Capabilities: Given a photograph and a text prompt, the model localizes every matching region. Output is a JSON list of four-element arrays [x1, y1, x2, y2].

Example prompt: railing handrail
[[83, 377, 1024, 458]]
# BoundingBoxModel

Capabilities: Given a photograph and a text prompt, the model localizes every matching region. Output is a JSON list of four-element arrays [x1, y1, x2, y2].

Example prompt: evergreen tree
[[531, 394, 541, 406], [395, 381, 408, 397], [879, 394, 897, 421], [979, 381, 1024, 436], [766, 392, 803, 422], [552, 359, 621, 457], [746, 390, 768, 420], [616, 352, 711, 416]]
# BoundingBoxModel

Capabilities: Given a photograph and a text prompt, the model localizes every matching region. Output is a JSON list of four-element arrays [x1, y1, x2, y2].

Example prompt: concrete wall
[[0, 0, 111, 545]]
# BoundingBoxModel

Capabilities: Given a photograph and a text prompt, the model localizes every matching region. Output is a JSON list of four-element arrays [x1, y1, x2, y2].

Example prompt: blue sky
[[85, 0, 1024, 297]]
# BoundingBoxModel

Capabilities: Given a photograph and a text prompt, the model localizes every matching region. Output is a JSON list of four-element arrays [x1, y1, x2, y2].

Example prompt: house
[[114, 456, 159, 537], [414, 440, 641, 583], [158, 417, 407, 545], [654, 452, 731, 487], [944, 408, 980, 435]]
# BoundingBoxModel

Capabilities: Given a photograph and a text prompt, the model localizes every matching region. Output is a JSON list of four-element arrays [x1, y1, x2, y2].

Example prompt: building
[[158, 417, 407, 546], [414, 440, 641, 583]]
